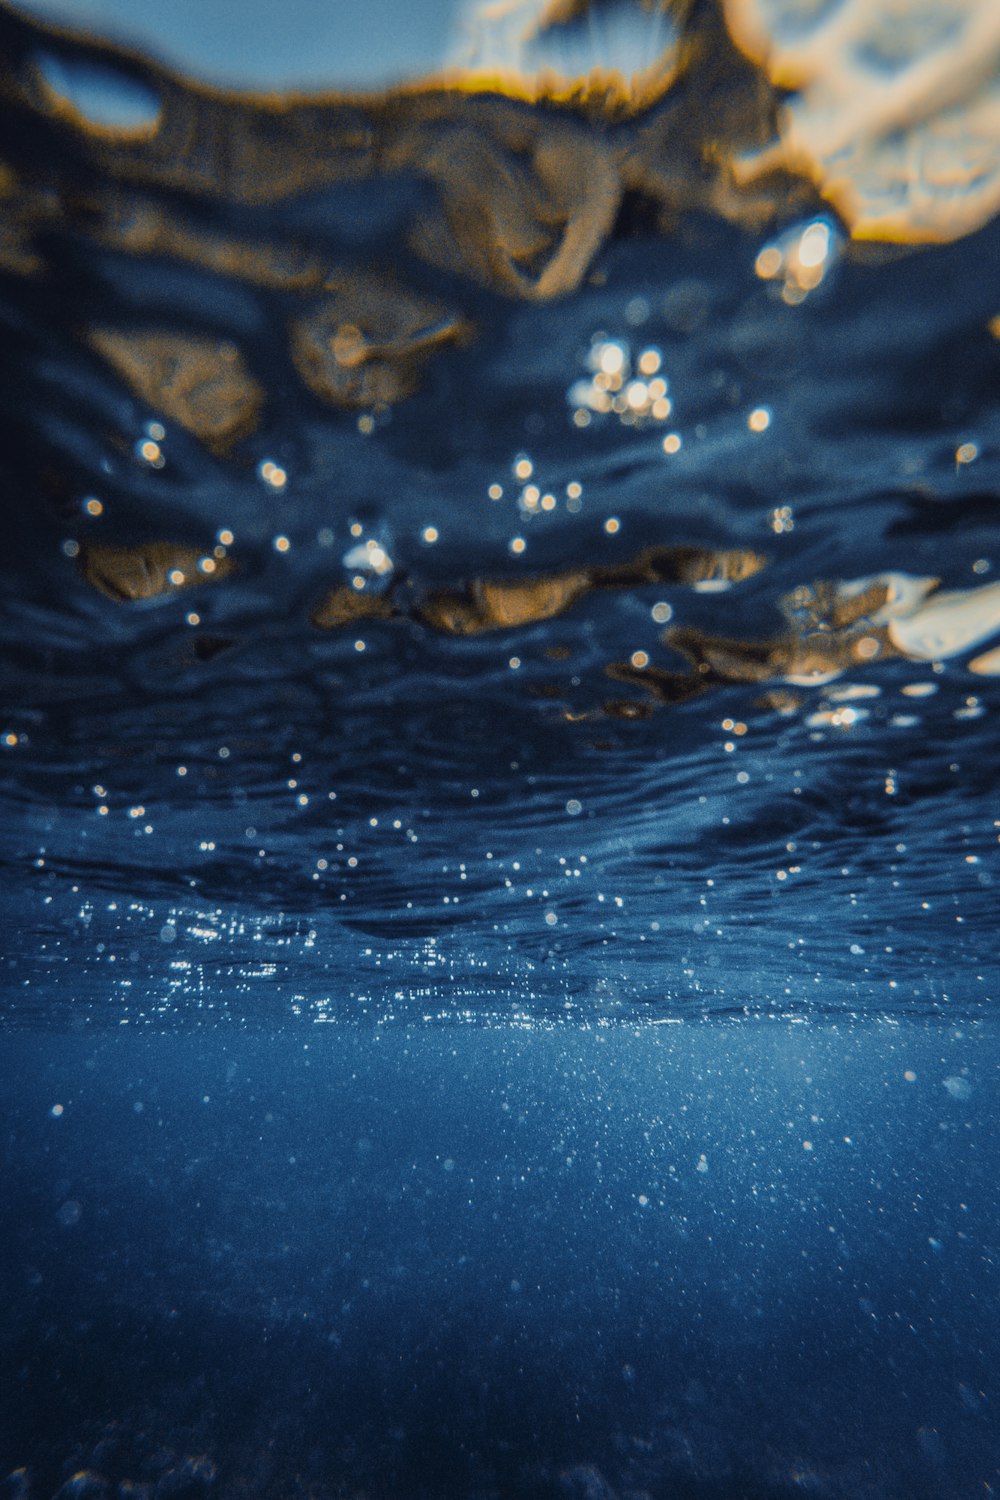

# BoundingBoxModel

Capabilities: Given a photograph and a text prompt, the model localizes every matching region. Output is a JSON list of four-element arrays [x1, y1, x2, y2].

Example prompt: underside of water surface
[[1, 0, 999, 1496]]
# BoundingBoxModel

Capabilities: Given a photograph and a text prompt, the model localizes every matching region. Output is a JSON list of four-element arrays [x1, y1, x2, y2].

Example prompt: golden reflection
[[74, 528, 1000, 723], [80, 542, 235, 601], [723, 0, 1000, 243], [311, 586, 397, 630], [418, 571, 593, 634], [0, 0, 993, 416], [289, 276, 470, 409], [445, 0, 695, 112], [88, 329, 264, 452], [311, 543, 768, 637], [754, 216, 838, 302], [663, 573, 1000, 694], [969, 644, 1000, 675], [0, 0, 785, 332]]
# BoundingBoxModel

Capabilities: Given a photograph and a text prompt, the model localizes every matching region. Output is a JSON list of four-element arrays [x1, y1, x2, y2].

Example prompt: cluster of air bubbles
[[481, 456, 586, 554], [135, 420, 166, 469], [567, 337, 673, 428], [755, 218, 841, 304], [343, 528, 395, 588]]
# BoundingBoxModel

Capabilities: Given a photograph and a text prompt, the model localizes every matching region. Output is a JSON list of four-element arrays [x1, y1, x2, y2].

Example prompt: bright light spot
[[510, 536, 526, 555], [662, 433, 682, 454], [541, 493, 557, 512], [514, 456, 533, 480], [566, 799, 582, 816], [488, 483, 503, 500], [748, 408, 771, 433], [186, 612, 200, 626], [652, 601, 672, 624], [354, 639, 365, 652], [630, 651, 649, 669], [604, 517, 620, 535], [422, 527, 439, 545], [626, 380, 649, 410], [168, 569, 186, 586], [218, 529, 234, 546], [756, 218, 839, 298], [598, 342, 626, 376], [259, 460, 287, 490], [84, 497, 103, 517], [198, 557, 216, 574], [273, 535, 291, 553], [509, 656, 521, 670], [343, 539, 393, 576], [755, 245, 782, 280], [798, 221, 830, 269], [637, 349, 661, 376], [956, 442, 979, 465], [137, 439, 164, 467]]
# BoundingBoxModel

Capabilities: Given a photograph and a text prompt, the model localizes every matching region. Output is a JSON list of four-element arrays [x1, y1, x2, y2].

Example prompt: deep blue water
[[1, 0, 1000, 1493], [3, 1021, 999, 1499]]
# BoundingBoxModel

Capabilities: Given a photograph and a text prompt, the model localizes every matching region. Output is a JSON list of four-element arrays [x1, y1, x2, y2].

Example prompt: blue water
[[4, 217, 998, 1020], [1, 1, 1000, 1493], [3, 1021, 998, 1498]]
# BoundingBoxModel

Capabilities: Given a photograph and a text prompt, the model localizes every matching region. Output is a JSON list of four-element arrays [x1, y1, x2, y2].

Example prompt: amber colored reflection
[[88, 329, 264, 451], [0, 0, 790, 431], [80, 542, 235, 601], [78, 539, 1000, 724], [661, 572, 1000, 695], [311, 544, 768, 637], [722, 0, 1000, 245], [290, 275, 470, 410], [0, 0, 993, 466], [0, 0, 785, 314], [311, 586, 397, 630]]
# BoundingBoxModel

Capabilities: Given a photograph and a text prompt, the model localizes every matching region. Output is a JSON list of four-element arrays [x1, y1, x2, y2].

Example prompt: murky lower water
[[1, 0, 999, 1495]]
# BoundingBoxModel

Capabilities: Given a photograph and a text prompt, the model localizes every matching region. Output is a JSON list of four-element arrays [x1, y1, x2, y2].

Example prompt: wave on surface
[[0, 0, 998, 1022]]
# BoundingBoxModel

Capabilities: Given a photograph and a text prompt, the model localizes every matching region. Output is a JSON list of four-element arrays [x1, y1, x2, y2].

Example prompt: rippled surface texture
[[2, 0, 998, 1020], [1, 1, 999, 1495]]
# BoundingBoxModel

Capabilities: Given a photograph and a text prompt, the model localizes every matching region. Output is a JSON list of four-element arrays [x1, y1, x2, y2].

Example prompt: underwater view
[[1, 0, 999, 1494]]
